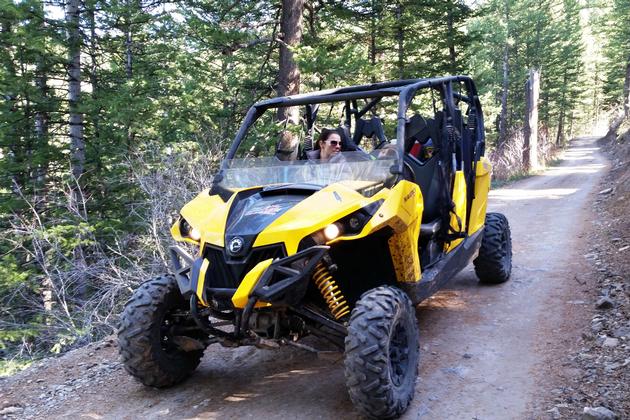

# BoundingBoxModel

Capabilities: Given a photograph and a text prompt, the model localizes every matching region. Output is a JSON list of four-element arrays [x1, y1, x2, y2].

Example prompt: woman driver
[[316, 128, 342, 161]]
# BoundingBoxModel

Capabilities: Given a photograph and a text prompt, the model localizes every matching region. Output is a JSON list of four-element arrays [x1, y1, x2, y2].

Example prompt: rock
[[547, 407, 561, 419], [0, 406, 23, 415], [591, 322, 604, 333], [602, 337, 619, 347], [604, 362, 620, 372], [582, 406, 617, 420], [598, 188, 613, 195], [463, 353, 473, 359], [596, 297, 614, 309], [612, 326, 630, 338]]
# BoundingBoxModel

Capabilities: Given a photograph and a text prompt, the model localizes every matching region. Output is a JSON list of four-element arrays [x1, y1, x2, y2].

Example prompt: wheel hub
[[389, 318, 410, 387]]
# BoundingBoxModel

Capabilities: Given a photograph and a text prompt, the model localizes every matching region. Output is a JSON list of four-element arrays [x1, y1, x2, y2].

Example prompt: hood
[[178, 182, 383, 255], [253, 182, 378, 254], [223, 189, 308, 257]]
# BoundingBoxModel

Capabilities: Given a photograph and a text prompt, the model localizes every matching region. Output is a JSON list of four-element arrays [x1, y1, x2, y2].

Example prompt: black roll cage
[[213, 75, 486, 209]]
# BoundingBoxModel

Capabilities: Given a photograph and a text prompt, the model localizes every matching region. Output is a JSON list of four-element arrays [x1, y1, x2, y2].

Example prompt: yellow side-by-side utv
[[118, 76, 512, 419]]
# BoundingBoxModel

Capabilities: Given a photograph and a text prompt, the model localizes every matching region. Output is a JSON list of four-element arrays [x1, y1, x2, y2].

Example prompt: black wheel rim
[[160, 309, 199, 355], [389, 318, 410, 387], [160, 312, 180, 354]]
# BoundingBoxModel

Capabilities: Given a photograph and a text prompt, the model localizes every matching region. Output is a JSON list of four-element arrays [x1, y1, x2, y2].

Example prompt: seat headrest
[[404, 115, 431, 153], [352, 117, 387, 146]]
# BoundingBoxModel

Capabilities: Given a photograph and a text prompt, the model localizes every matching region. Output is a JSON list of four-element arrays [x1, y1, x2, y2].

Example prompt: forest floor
[[0, 136, 628, 419]]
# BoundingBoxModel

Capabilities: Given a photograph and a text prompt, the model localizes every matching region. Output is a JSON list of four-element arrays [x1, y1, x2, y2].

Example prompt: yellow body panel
[[174, 188, 242, 248], [197, 259, 210, 305], [254, 183, 377, 254], [232, 259, 273, 309], [445, 170, 468, 252], [382, 181, 422, 282], [329, 181, 423, 282], [468, 157, 492, 235]]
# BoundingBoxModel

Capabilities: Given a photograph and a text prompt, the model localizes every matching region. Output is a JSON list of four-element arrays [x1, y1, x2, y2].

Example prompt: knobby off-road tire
[[344, 286, 420, 419], [118, 275, 205, 387], [474, 212, 512, 284]]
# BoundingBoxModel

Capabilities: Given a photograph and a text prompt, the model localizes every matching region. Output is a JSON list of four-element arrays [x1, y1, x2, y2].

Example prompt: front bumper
[[169, 245, 329, 308]]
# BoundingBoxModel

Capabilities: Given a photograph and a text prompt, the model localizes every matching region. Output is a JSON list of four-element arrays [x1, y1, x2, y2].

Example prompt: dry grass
[[488, 127, 561, 181]]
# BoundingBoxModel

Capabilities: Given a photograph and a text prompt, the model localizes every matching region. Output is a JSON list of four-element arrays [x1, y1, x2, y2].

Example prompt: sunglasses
[[325, 140, 340, 146]]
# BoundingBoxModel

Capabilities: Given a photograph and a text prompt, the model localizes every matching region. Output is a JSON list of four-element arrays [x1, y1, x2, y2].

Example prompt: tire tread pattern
[[344, 286, 419, 419], [473, 212, 512, 283], [118, 275, 204, 387]]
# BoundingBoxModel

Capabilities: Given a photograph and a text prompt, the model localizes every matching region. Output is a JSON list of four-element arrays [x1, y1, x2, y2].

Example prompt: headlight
[[312, 200, 384, 244], [323, 223, 341, 240], [179, 217, 201, 242], [189, 227, 201, 241]]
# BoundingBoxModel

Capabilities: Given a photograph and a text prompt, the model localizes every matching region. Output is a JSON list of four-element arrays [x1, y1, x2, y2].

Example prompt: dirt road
[[1, 137, 609, 419]]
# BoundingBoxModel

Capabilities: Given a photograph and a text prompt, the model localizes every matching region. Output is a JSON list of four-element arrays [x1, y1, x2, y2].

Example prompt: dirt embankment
[[0, 136, 628, 420]]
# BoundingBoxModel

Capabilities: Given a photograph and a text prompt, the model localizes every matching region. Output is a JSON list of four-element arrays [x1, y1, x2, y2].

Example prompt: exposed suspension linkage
[[313, 261, 350, 320]]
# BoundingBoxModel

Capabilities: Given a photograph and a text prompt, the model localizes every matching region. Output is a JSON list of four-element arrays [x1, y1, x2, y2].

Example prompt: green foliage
[[599, 0, 630, 107], [468, 0, 588, 144]]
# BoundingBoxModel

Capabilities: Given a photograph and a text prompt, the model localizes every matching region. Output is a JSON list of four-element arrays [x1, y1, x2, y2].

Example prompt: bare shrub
[[487, 128, 525, 180], [0, 140, 225, 364], [129, 140, 223, 268], [487, 126, 562, 181], [537, 127, 562, 164]]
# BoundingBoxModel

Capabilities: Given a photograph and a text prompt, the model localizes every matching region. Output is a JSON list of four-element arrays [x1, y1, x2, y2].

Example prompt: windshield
[[219, 151, 397, 192]]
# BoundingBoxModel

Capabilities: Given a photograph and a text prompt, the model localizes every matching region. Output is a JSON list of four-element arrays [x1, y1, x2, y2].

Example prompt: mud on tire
[[344, 286, 420, 419], [118, 275, 206, 387], [474, 212, 512, 284]]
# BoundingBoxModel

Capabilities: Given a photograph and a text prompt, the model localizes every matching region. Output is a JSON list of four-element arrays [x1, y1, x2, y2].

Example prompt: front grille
[[203, 244, 286, 289]]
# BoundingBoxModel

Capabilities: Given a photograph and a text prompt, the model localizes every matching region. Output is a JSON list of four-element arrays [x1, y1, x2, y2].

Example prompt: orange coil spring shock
[[313, 262, 350, 320]]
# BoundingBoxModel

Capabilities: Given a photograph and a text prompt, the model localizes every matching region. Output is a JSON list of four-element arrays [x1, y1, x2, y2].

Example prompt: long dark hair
[[317, 128, 341, 146]]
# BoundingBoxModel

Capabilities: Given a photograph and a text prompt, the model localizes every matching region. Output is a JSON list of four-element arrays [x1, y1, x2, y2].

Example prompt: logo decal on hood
[[244, 204, 284, 216]]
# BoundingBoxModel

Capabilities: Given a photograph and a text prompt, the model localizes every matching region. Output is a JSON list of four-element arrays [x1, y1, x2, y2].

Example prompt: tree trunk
[[276, 0, 304, 161], [34, 59, 48, 205], [369, 0, 378, 83], [66, 0, 87, 296], [556, 70, 568, 146], [67, 0, 84, 187], [523, 69, 540, 171], [87, 3, 107, 215], [88, 5, 100, 161], [396, 1, 404, 79], [126, 26, 133, 79], [124, 0, 135, 158], [498, 0, 510, 146], [446, 0, 457, 72], [34, 4, 48, 201]]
